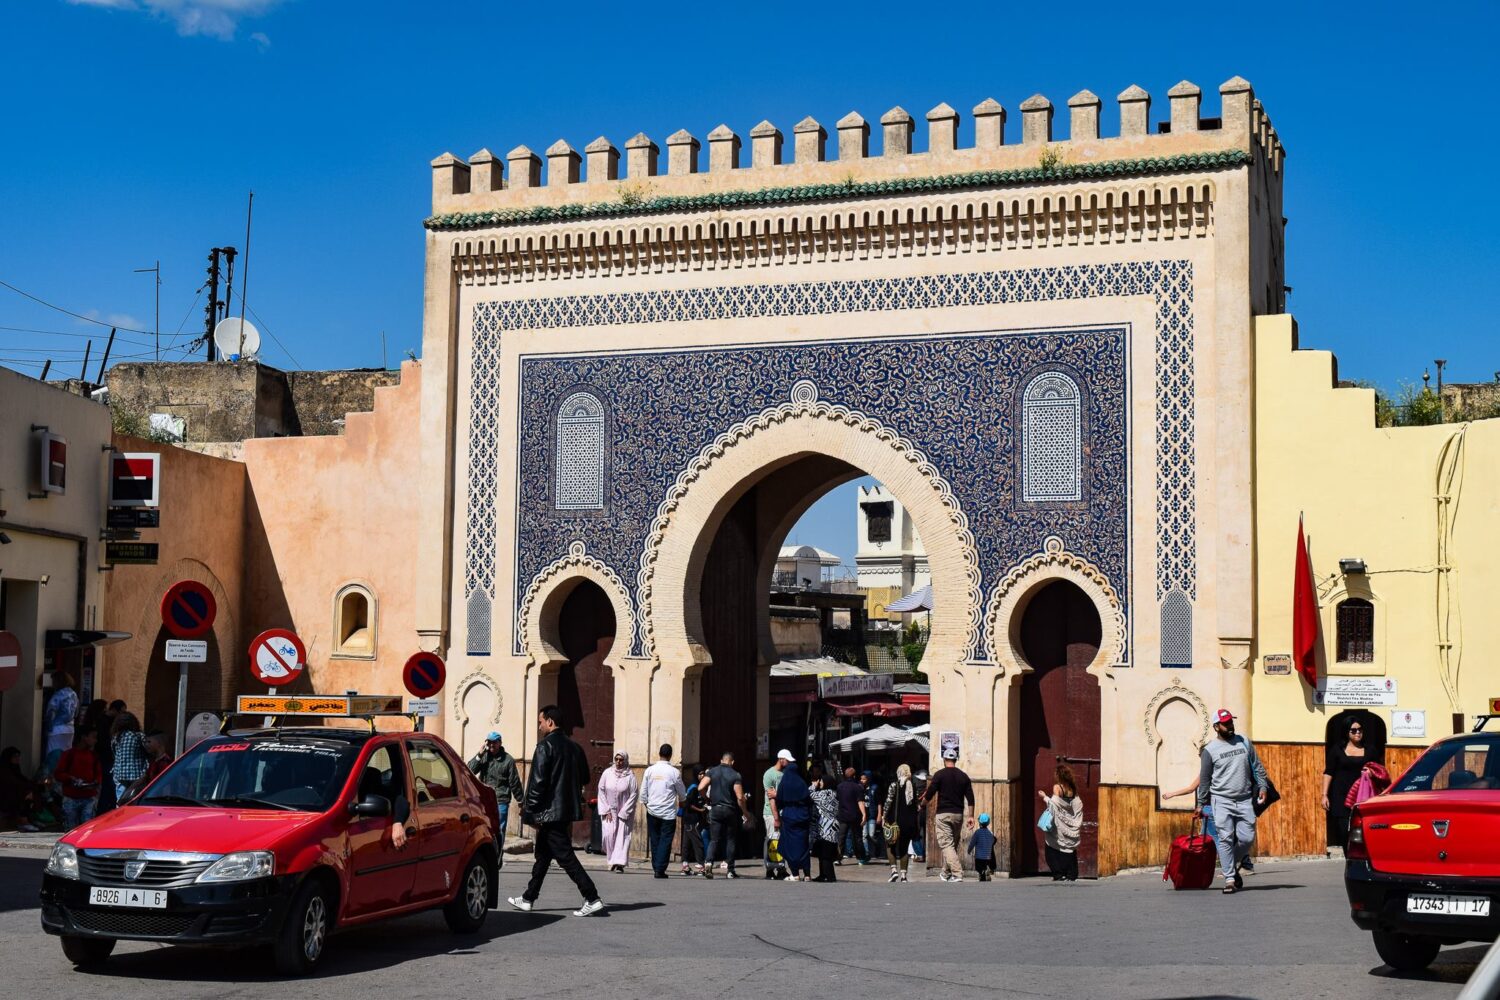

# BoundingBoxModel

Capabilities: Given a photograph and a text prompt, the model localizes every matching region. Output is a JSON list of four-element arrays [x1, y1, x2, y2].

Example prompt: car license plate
[[88, 886, 168, 909], [1406, 894, 1491, 917]]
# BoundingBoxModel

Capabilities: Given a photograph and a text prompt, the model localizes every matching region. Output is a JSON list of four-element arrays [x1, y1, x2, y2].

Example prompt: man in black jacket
[[507, 705, 605, 916]]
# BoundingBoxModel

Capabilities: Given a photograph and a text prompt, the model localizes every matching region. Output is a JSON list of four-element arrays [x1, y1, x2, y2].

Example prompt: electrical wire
[[1434, 425, 1468, 713], [246, 302, 302, 370], [0, 278, 156, 335], [0, 323, 156, 347]]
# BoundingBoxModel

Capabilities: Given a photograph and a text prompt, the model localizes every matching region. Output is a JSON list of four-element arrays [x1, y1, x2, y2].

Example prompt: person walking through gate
[[597, 750, 639, 873], [1040, 763, 1084, 881], [680, 768, 710, 875], [468, 731, 524, 858], [809, 772, 841, 882], [1195, 709, 1268, 896], [641, 744, 687, 879], [923, 749, 975, 882], [775, 761, 814, 882], [835, 767, 869, 865], [698, 751, 752, 878], [762, 749, 793, 879], [508, 705, 605, 916], [880, 763, 919, 882]]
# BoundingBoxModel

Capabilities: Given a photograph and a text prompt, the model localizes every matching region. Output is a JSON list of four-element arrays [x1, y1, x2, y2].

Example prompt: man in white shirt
[[641, 743, 688, 879]]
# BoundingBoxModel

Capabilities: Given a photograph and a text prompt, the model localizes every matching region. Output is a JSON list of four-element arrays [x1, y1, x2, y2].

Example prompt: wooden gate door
[[1017, 580, 1102, 877], [556, 581, 616, 849]]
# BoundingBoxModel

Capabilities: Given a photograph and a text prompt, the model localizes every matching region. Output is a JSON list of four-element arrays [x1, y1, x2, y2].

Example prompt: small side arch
[[984, 536, 1126, 678], [517, 541, 635, 671]]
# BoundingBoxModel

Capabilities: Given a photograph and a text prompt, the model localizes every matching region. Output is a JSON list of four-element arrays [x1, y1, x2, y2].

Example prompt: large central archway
[[639, 385, 982, 776]]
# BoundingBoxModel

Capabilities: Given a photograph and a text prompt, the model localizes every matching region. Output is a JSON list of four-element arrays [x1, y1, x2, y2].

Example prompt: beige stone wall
[[419, 79, 1286, 811], [0, 368, 111, 772]]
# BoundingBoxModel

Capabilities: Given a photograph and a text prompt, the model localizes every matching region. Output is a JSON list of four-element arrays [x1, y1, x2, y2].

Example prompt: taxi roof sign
[[235, 694, 405, 718]]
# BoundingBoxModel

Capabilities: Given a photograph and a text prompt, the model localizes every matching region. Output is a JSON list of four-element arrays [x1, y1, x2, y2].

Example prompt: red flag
[[1292, 515, 1319, 687]]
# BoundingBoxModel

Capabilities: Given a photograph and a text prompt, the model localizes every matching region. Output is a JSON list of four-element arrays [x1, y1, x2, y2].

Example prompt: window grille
[[1022, 372, 1083, 503], [555, 391, 606, 510], [1336, 598, 1374, 663], [1161, 590, 1192, 667]]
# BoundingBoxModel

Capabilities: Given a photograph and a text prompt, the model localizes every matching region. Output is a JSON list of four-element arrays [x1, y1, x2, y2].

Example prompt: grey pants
[[1211, 797, 1257, 879]]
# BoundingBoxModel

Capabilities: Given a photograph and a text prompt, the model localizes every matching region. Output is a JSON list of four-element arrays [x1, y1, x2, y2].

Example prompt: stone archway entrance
[[553, 579, 616, 849], [1016, 579, 1102, 877]]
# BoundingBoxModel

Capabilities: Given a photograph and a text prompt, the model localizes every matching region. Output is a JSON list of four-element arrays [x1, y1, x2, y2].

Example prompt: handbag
[[1037, 806, 1055, 833], [882, 785, 901, 842], [1254, 775, 1282, 816]]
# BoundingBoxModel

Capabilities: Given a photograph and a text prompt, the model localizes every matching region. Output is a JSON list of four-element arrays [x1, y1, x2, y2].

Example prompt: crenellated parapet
[[427, 77, 1283, 226]]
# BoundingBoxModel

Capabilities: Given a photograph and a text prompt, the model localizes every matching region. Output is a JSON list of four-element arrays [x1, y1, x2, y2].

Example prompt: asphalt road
[[2, 850, 1484, 999]]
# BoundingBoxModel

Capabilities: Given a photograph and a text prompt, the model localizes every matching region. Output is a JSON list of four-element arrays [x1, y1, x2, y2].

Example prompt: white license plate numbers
[[88, 886, 168, 909], [1407, 894, 1491, 917]]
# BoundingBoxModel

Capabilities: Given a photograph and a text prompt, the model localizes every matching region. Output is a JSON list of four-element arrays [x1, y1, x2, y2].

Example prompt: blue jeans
[[646, 814, 676, 874], [63, 797, 96, 829], [497, 803, 510, 859]]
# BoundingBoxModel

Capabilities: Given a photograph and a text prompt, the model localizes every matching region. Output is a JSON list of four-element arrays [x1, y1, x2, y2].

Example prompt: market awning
[[45, 629, 132, 650], [829, 724, 930, 752], [885, 584, 933, 613], [825, 694, 912, 718]]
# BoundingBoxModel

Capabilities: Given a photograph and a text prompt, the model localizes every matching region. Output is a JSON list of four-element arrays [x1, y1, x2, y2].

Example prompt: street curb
[[0, 838, 58, 852]]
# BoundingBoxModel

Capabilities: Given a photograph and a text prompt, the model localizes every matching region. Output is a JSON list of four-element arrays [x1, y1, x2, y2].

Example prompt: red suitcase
[[1164, 820, 1217, 890]]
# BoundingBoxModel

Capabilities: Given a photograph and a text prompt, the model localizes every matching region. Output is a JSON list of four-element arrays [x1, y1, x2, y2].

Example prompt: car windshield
[[139, 736, 361, 811], [1394, 734, 1500, 793]]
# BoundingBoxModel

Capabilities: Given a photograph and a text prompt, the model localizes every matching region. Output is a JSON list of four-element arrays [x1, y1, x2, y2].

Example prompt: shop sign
[[106, 542, 159, 565], [818, 673, 893, 699], [36, 431, 67, 495], [1314, 676, 1398, 707]]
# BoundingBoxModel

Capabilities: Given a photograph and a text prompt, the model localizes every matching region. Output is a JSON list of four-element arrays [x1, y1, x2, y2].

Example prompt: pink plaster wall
[[240, 362, 422, 708]]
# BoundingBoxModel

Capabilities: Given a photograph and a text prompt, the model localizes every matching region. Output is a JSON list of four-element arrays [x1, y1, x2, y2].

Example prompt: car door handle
[[461, 813, 471, 824]]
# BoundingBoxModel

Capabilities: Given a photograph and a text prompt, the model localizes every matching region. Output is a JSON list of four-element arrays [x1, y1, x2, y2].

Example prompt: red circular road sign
[[248, 628, 307, 687], [402, 652, 446, 699], [161, 581, 217, 639], [0, 630, 21, 694]]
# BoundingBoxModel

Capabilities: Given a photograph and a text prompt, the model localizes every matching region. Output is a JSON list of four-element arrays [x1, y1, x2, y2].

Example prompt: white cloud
[[249, 30, 270, 49], [64, 0, 287, 41]]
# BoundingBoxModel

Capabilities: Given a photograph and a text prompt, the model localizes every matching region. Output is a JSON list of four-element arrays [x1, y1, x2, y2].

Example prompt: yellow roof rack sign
[[236, 694, 405, 717]]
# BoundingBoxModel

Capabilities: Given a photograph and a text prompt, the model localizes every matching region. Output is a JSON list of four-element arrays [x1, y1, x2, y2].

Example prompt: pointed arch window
[[1022, 371, 1083, 503], [554, 391, 606, 511], [1160, 589, 1192, 668]]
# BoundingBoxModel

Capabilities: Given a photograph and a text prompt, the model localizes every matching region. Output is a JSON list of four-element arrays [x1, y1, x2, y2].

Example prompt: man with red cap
[[1194, 709, 1268, 895]]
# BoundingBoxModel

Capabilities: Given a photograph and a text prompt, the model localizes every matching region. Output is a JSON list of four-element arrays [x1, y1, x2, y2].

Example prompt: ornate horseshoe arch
[[636, 380, 983, 666], [516, 540, 636, 669], [451, 670, 503, 727], [1142, 676, 1212, 749], [984, 535, 1127, 678]]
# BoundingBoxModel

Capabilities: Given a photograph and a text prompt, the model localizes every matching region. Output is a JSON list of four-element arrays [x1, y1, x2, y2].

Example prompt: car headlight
[[195, 851, 275, 883], [45, 843, 79, 880]]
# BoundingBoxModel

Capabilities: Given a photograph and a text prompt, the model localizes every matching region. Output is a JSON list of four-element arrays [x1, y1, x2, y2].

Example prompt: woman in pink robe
[[597, 751, 638, 872]]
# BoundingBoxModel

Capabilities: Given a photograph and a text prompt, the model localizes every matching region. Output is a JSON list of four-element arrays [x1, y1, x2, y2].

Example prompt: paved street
[[1, 849, 1483, 999]]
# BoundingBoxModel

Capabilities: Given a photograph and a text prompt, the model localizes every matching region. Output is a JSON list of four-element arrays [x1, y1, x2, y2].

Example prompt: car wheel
[[1373, 930, 1441, 973], [443, 854, 491, 934], [60, 935, 115, 968], [274, 877, 333, 976]]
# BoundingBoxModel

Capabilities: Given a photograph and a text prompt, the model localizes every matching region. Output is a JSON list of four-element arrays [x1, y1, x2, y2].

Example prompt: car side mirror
[[349, 793, 392, 818]]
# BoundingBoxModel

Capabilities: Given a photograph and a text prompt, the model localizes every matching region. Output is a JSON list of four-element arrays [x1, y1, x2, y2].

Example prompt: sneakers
[[725, 870, 741, 879], [900, 871, 908, 882], [574, 899, 605, 917], [702, 869, 713, 880], [939, 872, 964, 883], [1239, 860, 1256, 875], [887, 868, 901, 883], [507, 896, 533, 912]]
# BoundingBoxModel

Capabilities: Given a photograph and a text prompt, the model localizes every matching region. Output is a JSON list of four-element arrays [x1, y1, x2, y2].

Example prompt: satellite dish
[[213, 317, 261, 361]]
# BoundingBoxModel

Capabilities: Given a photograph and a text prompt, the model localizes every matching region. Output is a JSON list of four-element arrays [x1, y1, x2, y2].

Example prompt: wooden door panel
[[557, 582, 616, 848], [1016, 581, 1102, 877]]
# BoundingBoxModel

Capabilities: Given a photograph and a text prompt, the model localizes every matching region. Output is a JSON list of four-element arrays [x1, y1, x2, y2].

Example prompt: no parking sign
[[403, 652, 446, 699]]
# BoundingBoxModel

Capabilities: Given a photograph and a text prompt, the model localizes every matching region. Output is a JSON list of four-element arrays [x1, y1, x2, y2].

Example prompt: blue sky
[[3, 1, 1496, 567]]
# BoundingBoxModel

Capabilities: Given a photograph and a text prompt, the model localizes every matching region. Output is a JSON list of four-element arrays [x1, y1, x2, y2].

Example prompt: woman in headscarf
[[774, 761, 814, 882], [597, 751, 639, 873], [809, 773, 841, 882], [881, 763, 919, 882]]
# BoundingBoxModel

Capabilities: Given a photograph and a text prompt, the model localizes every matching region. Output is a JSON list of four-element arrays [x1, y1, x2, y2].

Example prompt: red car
[[1346, 727, 1500, 972], [40, 725, 500, 974]]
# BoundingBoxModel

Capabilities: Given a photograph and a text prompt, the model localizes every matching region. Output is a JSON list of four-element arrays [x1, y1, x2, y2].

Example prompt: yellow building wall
[[862, 586, 903, 623], [1253, 315, 1500, 749]]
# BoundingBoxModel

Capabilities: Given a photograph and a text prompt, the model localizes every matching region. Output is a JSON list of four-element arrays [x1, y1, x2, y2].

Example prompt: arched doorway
[[142, 625, 224, 751], [1017, 579, 1102, 877], [555, 579, 616, 848]]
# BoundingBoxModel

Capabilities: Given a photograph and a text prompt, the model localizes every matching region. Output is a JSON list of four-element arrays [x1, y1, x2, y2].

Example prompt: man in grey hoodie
[[1194, 709, 1268, 894]]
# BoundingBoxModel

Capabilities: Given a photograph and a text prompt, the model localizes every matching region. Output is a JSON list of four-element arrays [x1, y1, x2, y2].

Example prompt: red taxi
[[40, 721, 499, 975], [1346, 726, 1500, 972]]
